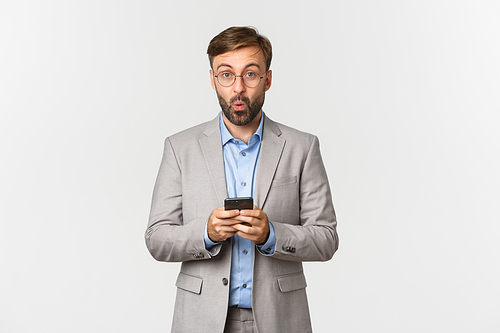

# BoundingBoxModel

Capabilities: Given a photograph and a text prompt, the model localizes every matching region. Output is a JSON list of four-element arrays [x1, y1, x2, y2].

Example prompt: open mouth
[[233, 102, 246, 111]]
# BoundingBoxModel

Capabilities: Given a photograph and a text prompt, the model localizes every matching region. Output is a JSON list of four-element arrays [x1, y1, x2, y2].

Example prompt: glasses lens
[[217, 72, 234, 87], [243, 72, 261, 88]]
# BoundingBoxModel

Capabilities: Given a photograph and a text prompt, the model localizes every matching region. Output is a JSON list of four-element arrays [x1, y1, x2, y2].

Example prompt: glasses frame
[[214, 70, 269, 88]]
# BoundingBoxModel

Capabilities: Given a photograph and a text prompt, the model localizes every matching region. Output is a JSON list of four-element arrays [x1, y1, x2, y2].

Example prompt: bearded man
[[146, 26, 338, 333]]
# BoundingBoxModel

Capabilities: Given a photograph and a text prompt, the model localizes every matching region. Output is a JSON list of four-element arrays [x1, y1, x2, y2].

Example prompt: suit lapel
[[254, 115, 285, 208], [200, 114, 227, 206]]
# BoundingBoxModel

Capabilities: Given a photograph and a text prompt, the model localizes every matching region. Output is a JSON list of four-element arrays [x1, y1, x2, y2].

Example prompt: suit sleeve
[[145, 137, 221, 262], [268, 135, 339, 262]]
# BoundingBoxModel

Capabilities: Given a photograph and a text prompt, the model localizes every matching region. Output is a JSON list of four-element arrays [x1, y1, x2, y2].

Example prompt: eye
[[245, 72, 258, 78], [220, 72, 233, 79]]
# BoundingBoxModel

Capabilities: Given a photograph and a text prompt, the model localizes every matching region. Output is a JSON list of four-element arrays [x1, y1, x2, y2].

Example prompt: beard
[[217, 89, 265, 126]]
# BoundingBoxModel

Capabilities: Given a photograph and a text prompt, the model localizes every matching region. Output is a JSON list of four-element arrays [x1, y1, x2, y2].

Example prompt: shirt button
[[243, 284, 247, 288], [243, 250, 248, 254], [241, 152, 246, 156], [241, 182, 246, 186], [234, 140, 239, 144]]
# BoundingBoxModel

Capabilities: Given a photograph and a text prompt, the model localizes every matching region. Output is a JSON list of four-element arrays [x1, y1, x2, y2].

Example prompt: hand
[[207, 206, 241, 242], [231, 205, 270, 245]]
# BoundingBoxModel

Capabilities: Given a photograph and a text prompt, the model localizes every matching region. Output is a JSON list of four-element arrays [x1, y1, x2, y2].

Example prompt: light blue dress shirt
[[204, 113, 276, 308]]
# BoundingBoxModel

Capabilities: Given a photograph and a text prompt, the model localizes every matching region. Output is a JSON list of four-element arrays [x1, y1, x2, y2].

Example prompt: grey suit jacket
[[146, 113, 338, 333]]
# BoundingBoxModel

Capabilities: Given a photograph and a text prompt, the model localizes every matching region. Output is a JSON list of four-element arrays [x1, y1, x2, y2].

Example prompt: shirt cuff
[[204, 220, 221, 254], [256, 222, 276, 254]]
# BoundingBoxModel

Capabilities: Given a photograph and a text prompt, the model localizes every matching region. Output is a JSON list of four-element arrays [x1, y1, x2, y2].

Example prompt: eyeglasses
[[214, 71, 268, 88]]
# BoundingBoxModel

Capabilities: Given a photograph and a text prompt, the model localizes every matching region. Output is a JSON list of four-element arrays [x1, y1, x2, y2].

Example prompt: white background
[[1, 1, 499, 332]]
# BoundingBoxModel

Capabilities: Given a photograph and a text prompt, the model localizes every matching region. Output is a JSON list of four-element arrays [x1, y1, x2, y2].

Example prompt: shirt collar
[[219, 111, 264, 146]]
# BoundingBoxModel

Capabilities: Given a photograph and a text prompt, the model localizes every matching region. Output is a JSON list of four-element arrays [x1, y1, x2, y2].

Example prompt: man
[[146, 26, 338, 333]]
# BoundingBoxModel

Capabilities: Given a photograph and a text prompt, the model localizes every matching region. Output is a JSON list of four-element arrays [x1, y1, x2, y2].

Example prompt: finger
[[216, 209, 241, 219], [212, 229, 237, 238], [233, 215, 263, 227], [208, 226, 237, 242], [230, 215, 251, 226], [234, 223, 270, 244], [231, 222, 253, 234], [211, 217, 241, 228], [239, 208, 265, 219]]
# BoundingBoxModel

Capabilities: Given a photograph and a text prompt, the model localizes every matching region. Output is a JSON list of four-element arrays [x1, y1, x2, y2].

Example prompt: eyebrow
[[216, 62, 261, 71]]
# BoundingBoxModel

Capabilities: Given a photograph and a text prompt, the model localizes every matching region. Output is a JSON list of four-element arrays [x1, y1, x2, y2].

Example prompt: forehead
[[213, 45, 265, 70]]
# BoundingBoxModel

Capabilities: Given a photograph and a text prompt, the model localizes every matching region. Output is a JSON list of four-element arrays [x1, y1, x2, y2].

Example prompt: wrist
[[255, 229, 270, 246]]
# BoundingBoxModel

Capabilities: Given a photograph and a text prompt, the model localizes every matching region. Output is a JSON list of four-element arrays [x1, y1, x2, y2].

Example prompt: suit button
[[222, 278, 228, 286], [193, 252, 204, 259]]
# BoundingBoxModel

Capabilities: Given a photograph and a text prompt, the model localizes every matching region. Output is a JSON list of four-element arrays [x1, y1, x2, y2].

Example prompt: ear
[[210, 69, 216, 91], [264, 70, 272, 91]]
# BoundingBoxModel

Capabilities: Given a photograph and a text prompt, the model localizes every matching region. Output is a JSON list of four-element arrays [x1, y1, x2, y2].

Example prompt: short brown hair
[[207, 26, 273, 71]]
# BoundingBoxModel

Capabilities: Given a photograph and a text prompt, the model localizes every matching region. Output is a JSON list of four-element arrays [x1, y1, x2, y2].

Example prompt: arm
[[265, 135, 339, 262], [145, 137, 219, 262]]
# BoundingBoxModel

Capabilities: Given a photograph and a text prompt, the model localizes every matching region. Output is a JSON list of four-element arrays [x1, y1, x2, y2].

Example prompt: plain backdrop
[[1, 1, 499, 332]]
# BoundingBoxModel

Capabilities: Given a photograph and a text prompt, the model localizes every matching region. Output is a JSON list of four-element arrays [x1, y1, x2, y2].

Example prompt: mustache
[[230, 94, 251, 105]]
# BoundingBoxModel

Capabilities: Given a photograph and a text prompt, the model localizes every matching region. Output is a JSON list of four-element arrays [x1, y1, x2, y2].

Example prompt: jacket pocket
[[277, 272, 307, 293], [175, 272, 203, 294], [271, 175, 298, 187]]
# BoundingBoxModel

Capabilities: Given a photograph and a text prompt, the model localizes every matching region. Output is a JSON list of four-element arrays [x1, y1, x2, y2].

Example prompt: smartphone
[[224, 197, 253, 211]]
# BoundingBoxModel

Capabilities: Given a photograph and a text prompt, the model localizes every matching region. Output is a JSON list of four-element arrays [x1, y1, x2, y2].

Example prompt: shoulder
[[265, 116, 318, 148], [168, 122, 207, 142], [166, 115, 219, 146], [277, 122, 316, 140]]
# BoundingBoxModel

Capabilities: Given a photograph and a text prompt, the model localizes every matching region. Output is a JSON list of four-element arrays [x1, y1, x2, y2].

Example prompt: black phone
[[224, 197, 253, 211]]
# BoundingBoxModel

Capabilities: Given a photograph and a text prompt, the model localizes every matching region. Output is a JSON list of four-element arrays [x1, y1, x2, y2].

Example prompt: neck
[[222, 111, 262, 144]]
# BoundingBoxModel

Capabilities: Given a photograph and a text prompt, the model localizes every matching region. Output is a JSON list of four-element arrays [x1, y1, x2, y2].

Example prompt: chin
[[233, 110, 247, 117]]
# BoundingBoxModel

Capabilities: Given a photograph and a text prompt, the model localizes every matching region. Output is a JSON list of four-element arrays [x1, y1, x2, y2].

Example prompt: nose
[[232, 75, 246, 94]]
